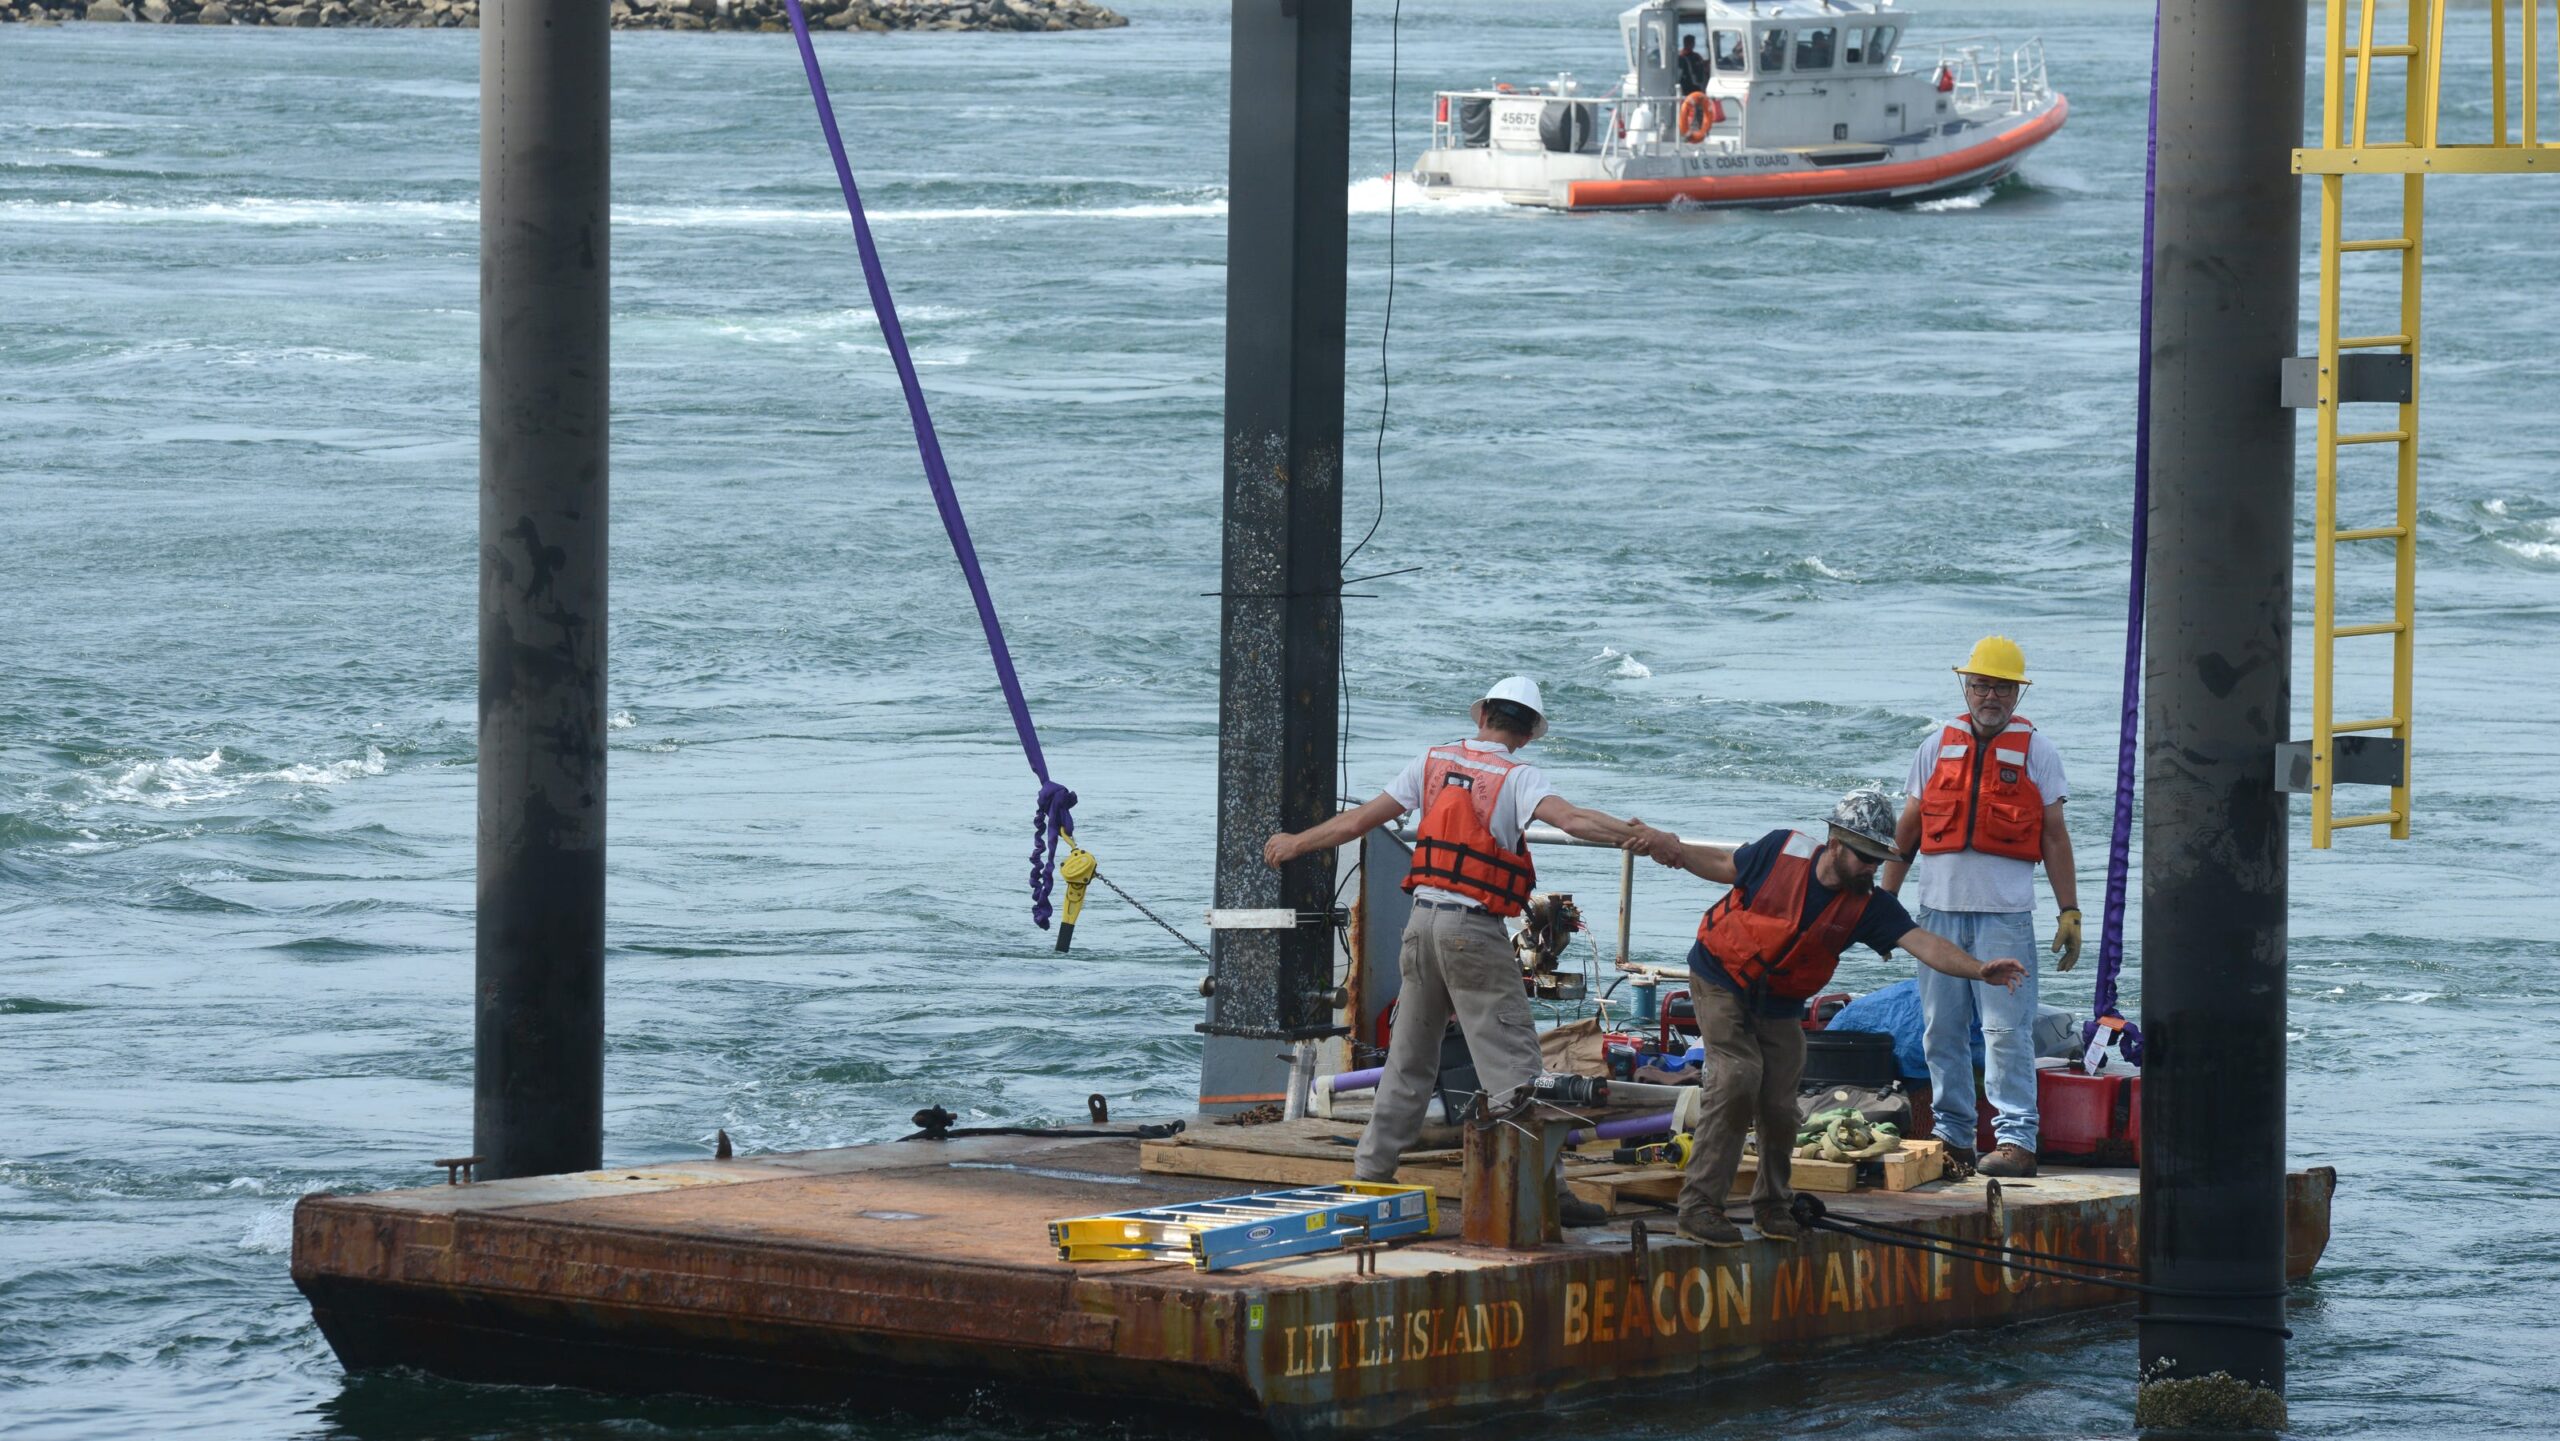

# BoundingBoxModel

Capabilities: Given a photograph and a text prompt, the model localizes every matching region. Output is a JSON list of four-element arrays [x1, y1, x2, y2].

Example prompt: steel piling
[[474, 0, 612, 1180]]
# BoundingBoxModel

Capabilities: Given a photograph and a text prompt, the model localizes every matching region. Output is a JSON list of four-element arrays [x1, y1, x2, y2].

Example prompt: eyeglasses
[[1963, 679, 2020, 698]]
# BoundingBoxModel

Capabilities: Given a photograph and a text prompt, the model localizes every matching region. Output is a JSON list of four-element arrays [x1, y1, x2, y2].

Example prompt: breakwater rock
[[8, 0, 1125, 29]]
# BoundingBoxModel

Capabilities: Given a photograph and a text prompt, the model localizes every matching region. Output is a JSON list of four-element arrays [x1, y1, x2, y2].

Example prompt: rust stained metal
[[292, 1133, 2337, 1436]]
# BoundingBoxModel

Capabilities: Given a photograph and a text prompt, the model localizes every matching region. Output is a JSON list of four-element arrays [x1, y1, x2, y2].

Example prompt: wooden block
[[1875, 1143, 1944, 1192], [1786, 1156, 1858, 1193]]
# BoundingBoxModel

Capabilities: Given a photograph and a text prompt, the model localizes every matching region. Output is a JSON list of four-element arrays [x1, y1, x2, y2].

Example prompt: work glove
[[2051, 908, 2083, 972]]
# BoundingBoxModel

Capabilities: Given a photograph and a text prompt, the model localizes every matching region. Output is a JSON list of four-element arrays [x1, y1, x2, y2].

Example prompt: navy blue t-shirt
[[1689, 829, 1919, 1018]]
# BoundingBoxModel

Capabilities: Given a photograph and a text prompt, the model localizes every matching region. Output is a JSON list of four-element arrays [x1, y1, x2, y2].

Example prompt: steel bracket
[[2276, 735, 2408, 792]]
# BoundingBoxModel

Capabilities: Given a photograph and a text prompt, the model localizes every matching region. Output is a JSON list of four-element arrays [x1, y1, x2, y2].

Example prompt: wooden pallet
[[1569, 1139, 1948, 1212], [1138, 1119, 1468, 1200], [1791, 1138, 1948, 1193]]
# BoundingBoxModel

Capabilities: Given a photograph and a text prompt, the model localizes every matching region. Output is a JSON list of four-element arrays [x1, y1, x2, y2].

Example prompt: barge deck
[[293, 1129, 2336, 1435]]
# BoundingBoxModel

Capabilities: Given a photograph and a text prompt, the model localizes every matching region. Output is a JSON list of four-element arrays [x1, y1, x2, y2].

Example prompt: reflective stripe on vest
[[1916, 716, 2046, 864], [1694, 829, 1870, 1001], [1402, 742, 1537, 916]]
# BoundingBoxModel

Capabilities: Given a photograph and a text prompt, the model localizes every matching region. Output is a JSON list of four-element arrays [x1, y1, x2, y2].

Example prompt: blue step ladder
[[1050, 1182, 1437, 1272]]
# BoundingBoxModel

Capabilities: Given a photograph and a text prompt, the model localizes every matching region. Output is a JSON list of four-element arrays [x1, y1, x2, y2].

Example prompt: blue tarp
[[1826, 980, 2084, 1081], [1824, 979, 1979, 1082]]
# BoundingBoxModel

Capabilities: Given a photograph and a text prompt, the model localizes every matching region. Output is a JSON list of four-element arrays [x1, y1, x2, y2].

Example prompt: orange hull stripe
[[1565, 94, 2070, 210], [1198, 1093, 1286, 1105]]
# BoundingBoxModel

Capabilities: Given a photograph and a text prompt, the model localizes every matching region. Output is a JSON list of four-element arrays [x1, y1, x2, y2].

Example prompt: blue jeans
[[1913, 906, 2040, 1151]]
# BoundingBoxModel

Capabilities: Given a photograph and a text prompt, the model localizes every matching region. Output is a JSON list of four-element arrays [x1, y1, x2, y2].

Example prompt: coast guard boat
[[1412, 0, 2065, 211]]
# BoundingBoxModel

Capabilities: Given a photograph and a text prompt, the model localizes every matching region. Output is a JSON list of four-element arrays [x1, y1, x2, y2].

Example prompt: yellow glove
[[2051, 907, 2083, 972]]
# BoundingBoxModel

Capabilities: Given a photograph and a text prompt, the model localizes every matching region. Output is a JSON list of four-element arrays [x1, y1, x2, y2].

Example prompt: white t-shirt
[[1385, 739, 1556, 909], [1899, 719, 2069, 915]]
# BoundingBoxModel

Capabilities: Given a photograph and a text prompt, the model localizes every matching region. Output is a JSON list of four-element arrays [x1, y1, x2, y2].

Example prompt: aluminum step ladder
[[1050, 1182, 1436, 1272], [2287, 0, 2560, 846]]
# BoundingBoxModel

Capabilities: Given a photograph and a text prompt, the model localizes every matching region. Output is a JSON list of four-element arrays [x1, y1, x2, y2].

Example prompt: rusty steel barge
[[292, 1132, 2335, 1435]]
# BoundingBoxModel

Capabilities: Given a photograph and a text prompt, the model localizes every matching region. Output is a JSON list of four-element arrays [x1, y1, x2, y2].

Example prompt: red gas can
[[2034, 1061, 2141, 1165]]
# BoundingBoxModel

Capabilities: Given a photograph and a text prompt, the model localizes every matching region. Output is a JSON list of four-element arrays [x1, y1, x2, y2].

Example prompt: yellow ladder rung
[[2346, 43, 2419, 57], [2330, 717, 2404, 734], [2339, 237, 2414, 252], [2334, 525, 2409, 540], [2336, 430, 2409, 445], [2331, 620, 2408, 638], [2338, 335, 2411, 349], [2330, 811, 2404, 830]]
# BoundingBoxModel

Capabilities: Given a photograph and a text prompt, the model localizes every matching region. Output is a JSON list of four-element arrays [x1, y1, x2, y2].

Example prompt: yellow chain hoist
[[1053, 836, 1098, 953]]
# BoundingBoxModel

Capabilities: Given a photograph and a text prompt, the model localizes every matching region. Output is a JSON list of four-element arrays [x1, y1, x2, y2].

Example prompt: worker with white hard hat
[[1263, 676, 1644, 1221], [1878, 636, 2080, 1179]]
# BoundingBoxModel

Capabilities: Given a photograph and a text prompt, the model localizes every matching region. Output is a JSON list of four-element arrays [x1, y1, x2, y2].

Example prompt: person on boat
[[1625, 791, 2027, 1249], [1677, 34, 1710, 96], [1260, 676, 1648, 1222], [1876, 637, 2081, 1180]]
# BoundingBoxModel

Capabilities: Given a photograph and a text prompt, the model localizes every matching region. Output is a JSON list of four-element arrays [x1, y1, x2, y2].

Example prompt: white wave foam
[[92, 746, 386, 808], [0, 195, 1230, 229], [1346, 173, 1515, 216], [249, 746, 388, 787], [102, 750, 241, 809], [2484, 498, 2510, 516], [2387, 991, 2442, 1004], [1594, 646, 1653, 679], [2499, 539, 2560, 562], [1799, 555, 1850, 580], [1915, 188, 1993, 212], [608, 710, 636, 731]]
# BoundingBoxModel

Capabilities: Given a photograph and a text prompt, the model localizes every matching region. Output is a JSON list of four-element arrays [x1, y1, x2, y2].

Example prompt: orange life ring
[[1678, 91, 1718, 143]]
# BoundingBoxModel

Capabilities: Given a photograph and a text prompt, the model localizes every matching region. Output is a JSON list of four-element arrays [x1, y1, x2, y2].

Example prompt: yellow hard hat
[[1954, 635, 2031, 684]]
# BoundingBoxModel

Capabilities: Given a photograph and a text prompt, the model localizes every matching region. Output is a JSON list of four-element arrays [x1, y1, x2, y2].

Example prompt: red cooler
[[2034, 1060, 2141, 1165]]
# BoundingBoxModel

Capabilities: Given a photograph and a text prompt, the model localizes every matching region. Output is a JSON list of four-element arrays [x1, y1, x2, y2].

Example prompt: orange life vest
[[1917, 717, 2046, 863], [1402, 743, 1537, 916], [1695, 830, 1871, 1001]]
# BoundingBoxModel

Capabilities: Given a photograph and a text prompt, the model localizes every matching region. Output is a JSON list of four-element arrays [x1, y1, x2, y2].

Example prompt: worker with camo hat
[[1877, 637, 2080, 1179], [1626, 793, 2027, 1248], [1263, 677, 1650, 1221]]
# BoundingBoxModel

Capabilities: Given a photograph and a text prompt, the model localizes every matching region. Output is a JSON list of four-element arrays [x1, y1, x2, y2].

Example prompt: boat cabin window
[[1843, 26, 1866, 64], [1868, 24, 1900, 66], [1713, 28, 1746, 71], [1794, 26, 1835, 72], [1757, 28, 1789, 73]]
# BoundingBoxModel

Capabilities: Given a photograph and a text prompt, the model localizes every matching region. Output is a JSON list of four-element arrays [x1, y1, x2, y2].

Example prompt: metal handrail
[[1427, 86, 1736, 161]]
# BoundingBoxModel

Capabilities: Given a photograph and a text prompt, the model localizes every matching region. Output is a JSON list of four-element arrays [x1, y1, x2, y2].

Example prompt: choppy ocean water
[[4, 1, 2558, 1436]]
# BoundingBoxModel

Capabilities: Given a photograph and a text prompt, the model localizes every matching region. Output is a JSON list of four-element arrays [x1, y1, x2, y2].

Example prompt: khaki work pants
[[1676, 979, 1807, 1222], [1353, 901, 1543, 1182]]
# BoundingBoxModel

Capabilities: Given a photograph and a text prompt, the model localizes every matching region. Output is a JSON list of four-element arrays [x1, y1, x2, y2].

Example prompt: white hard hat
[[1479, 676, 1549, 738]]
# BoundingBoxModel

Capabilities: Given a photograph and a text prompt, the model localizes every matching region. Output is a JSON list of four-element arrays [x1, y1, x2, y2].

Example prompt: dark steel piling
[[2137, 0, 2304, 1425], [1200, 0, 1353, 1096], [474, 0, 611, 1180]]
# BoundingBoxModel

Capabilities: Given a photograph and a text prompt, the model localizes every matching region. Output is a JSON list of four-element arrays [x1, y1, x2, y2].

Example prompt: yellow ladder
[[2291, 0, 2560, 846]]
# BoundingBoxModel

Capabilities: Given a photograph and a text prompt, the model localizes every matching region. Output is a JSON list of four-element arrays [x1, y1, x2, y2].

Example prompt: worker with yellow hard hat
[[1877, 636, 2080, 1180]]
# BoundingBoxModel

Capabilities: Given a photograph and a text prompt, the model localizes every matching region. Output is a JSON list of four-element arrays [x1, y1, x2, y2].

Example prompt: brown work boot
[[1676, 1210, 1746, 1248], [1751, 1203, 1804, 1243], [1977, 1142, 2038, 1178], [1936, 1133, 1978, 1175]]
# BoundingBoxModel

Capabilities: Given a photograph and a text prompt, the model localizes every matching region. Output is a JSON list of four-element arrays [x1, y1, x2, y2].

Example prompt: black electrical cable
[[899, 1106, 1187, 1143], [1820, 1207, 2139, 1274], [1337, 0, 1403, 814], [1789, 1195, 2292, 1307]]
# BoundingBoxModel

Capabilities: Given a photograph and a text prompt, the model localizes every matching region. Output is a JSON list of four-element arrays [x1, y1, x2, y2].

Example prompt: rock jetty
[[7, 0, 1125, 29]]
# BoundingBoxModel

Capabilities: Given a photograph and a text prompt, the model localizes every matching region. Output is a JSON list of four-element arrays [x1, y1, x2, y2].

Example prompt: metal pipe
[[1563, 1110, 1678, 1147], [2137, 0, 2302, 1423], [1615, 847, 1635, 967], [473, 0, 611, 1182], [1197, 0, 1354, 1107]]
